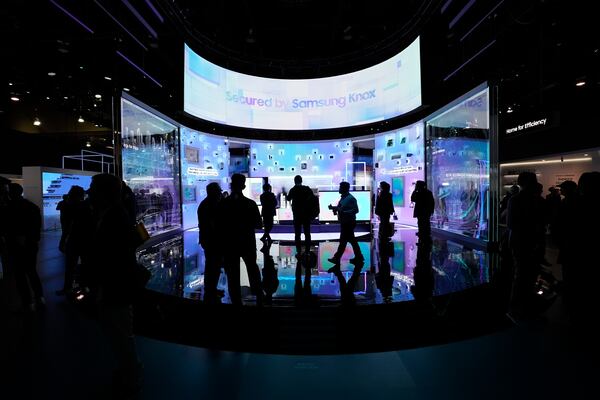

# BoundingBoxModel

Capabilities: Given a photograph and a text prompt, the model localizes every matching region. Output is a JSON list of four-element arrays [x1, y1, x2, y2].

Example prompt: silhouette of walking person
[[6, 183, 44, 312], [218, 174, 264, 306], [375, 181, 394, 238], [286, 175, 315, 257], [259, 183, 277, 244], [197, 182, 223, 304], [329, 261, 364, 305], [327, 181, 364, 265], [411, 180, 434, 241]]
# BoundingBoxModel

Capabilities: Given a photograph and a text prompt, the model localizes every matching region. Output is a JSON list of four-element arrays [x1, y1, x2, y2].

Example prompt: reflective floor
[[140, 224, 490, 305]]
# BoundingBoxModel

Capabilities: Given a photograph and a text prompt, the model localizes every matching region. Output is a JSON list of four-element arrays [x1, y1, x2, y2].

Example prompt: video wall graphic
[[426, 86, 490, 241], [121, 98, 182, 236], [373, 121, 425, 225], [41, 172, 92, 231], [184, 37, 421, 130], [180, 128, 229, 230]]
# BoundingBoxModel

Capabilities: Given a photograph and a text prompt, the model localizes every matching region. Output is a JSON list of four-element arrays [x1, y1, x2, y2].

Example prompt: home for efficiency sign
[[505, 118, 547, 135]]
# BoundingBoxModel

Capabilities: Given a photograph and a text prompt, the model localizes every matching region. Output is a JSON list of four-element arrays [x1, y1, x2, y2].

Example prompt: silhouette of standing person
[[411, 180, 434, 240], [6, 183, 44, 312], [506, 171, 546, 319], [56, 194, 69, 252], [0, 177, 10, 278], [570, 171, 600, 325], [259, 183, 277, 244], [197, 182, 223, 304], [286, 175, 314, 257], [375, 181, 394, 237], [86, 173, 142, 396], [327, 181, 364, 265], [218, 174, 264, 306], [56, 185, 86, 296], [555, 180, 579, 311]]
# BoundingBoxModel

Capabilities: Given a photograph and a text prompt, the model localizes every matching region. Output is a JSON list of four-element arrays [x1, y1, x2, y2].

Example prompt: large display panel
[[425, 86, 491, 241], [184, 38, 421, 130], [318, 191, 371, 222], [250, 140, 355, 222], [180, 127, 229, 230], [41, 172, 92, 230], [373, 122, 425, 225], [121, 97, 182, 236]]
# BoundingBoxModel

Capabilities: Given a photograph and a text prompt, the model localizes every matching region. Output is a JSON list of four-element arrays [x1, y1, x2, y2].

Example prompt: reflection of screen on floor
[[392, 242, 405, 272], [318, 241, 370, 272]]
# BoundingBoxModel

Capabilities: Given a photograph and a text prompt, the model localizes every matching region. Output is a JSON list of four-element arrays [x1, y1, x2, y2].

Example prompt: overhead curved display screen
[[184, 37, 421, 130]]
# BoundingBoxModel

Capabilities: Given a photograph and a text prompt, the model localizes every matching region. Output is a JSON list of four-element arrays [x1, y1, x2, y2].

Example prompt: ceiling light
[[48, 72, 56, 76], [33, 118, 41, 126], [9, 82, 13, 86], [94, 94, 102, 99], [46, 96, 50, 100], [64, 96, 68, 99], [10, 96, 20, 102], [78, 116, 84, 123], [86, 142, 91, 148], [104, 76, 112, 81], [93, 103, 97, 108], [576, 81, 586, 87], [123, 87, 130, 92], [94, 124, 99, 127]]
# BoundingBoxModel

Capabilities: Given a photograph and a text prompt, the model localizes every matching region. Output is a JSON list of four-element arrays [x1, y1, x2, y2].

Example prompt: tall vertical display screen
[[121, 98, 182, 236], [425, 86, 491, 241], [180, 127, 229, 230], [373, 122, 425, 226]]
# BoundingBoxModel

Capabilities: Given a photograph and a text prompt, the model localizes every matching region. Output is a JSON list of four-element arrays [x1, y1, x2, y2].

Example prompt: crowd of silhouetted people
[[503, 171, 600, 322]]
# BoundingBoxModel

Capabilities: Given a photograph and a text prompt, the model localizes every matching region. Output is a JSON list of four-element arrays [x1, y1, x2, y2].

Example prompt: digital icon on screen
[[312, 149, 318, 155], [268, 154, 273, 160], [295, 155, 301, 161], [386, 138, 394, 147], [318, 154, 324, 160], [257, 161, 263, 166], [329, 154, 335, 159], [278, 149, 285, 156], [273, 161, 279, 166], [400, 137, 406, 144], [391, 153, 401, 160], [300, 162, 307, 170]]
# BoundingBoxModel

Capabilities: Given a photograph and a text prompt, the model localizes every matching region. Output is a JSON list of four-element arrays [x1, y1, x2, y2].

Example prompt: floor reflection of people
[[260, 242, 279, 306], [411, 239, 434, 310], [294, 251, 315, 306], [197, 182, 223, 304], [328, 261, 364, 305], [375, 237, 394, 303], [218, 174, 264, 306]]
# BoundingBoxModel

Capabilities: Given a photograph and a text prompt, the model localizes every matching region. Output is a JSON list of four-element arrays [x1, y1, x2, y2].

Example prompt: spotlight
[[86, 142, 91, 147], [123, 87, 130, 92], [78, 116, 84, 123], [48, 72, 56, 76], [8, 82, 13, 86], [33, 118, 41, 126], [576, 80, 586, 87], [10, 96, 19, 101], [104, 76, 112, 81], [94, 94, 102, 99]]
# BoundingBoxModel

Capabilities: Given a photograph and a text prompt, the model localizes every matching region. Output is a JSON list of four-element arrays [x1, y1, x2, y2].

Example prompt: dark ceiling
[[1, 0, 598, 172]]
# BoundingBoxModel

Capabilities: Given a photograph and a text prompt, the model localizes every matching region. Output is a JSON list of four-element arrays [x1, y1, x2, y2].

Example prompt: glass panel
[[121, 98, 181, 236], [426, 87, 490, 240]]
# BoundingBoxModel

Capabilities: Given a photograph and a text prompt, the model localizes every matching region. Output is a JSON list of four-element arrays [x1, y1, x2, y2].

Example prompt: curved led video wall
[[425, 85, 491, 241], [373, 122, 425, 225], [121, 98, 182, 236], [184, 37, 421, 130]]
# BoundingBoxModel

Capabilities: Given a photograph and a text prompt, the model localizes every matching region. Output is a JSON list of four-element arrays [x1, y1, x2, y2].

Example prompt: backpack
[[308, 190, 320, 220]]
